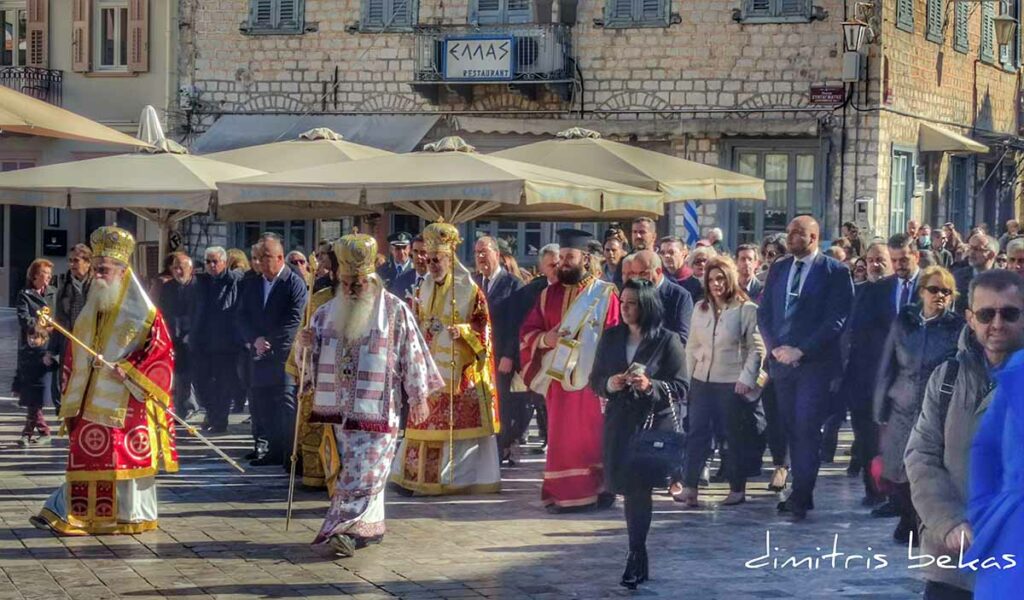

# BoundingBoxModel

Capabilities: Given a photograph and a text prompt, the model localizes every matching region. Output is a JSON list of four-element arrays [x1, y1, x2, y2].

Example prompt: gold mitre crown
[[423, 220, 461, 254], [334, 233, 377, 277], [90, 226, 136, 265]]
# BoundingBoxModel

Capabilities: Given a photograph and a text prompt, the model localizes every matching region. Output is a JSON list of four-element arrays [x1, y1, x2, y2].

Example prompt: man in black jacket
[[52, 243, 93, 410], [191, 246, 243, 433], [473, 236, 525, 464], [156, 252, 199, 419], [236, 234, 307, 467], [624, 250, 693, 345]]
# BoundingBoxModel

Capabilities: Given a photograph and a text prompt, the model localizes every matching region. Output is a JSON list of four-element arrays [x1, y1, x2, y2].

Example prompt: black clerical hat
[[556, 228, 593, 250]]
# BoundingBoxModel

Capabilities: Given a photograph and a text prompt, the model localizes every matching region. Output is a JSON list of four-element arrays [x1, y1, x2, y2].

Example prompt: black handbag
[[626, 381, 686, 488]]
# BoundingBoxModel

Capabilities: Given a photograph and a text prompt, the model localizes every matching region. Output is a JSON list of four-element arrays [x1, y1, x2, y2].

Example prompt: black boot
[[620, 551, 644, 589]]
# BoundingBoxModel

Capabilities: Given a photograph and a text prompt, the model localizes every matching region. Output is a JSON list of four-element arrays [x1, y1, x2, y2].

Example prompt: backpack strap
[[938, 358, 960, 409]]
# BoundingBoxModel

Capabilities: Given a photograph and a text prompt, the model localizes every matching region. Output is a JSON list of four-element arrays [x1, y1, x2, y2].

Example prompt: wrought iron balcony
[[411, 23, 574, 104], [0, 66, 63, 105]]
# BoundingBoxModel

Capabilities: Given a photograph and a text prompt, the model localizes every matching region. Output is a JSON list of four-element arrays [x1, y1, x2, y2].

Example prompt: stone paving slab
[[0, 399, 928, 598]]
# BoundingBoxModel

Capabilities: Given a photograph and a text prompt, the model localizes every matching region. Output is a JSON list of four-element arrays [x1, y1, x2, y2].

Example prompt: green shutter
[[926, 0, 943, 43], [778, 0, 808, 18], [954, 0, 969, 52], [896, 0, 914, 32], [744, 0, 772, 18], [253, 0, 274, 26], [982, 1, 995, 62]]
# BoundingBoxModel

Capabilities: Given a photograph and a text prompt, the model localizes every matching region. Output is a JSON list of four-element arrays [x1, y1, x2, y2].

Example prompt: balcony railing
[[414, 24, 574, 85], [0, 66, 63, 105]]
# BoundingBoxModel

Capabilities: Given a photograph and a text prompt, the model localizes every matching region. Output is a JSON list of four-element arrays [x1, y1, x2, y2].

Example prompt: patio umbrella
[[0, 145, 264, 260], [493, 127, 766, 202], [0, 85, 150, 147], [201, 127, 393, 173], [216, 136, 663, 223]]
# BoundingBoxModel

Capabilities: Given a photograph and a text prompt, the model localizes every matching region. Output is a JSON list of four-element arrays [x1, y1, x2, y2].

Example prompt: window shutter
[[896, 0, 913, 31], [391, 0, 413, 27], [253, 0, 274, 27], [954, 0, 969, 52], [744, 0, 772, 18], [474, 0, 502, 24], [982, 1, 995, 62], [507, 0, 532, 23], [607, 0, 634, 22], [26, 0, 48, 68], [71, 0, 91, 73], [128, 0, 149, 73], [926, 0, 943, 42], [779, 0, 808, 18], [638, 0, 665, 22], [363, 0, 385, 28], [278, 0, 302, 31]]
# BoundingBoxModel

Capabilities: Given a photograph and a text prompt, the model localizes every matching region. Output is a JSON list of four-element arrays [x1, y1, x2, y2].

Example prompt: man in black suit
[[236, 234, 308, 468], [474, 236, 525, 463], [757, 216, 854, 520], [953, 233, 998, 315], [156, 252, 199, 419], [625, 249, 693, 345], [390, 234, 428, 301], [736, 244, 764, 301], [888, 233, 922, 313], [376, 231, 412, 288]]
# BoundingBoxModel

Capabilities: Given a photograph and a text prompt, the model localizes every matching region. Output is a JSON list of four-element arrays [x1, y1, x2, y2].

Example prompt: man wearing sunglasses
[[906, 269, 1024, 600]]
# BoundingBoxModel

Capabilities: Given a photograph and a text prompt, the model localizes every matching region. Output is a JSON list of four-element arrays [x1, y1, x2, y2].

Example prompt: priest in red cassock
[[32, 226, 177, 536], [520, 229, 620, 512]]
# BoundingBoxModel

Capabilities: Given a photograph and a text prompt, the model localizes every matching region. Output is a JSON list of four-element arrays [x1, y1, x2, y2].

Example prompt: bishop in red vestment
[[520, 229, 619, 511], [32, 227, 177, 536]]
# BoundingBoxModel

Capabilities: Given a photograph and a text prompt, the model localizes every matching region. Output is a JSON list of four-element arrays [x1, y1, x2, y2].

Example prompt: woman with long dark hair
[[590, 279, 689, 589], [680, 256, 765, 506]]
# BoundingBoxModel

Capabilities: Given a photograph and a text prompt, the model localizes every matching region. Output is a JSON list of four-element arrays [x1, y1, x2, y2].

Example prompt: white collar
[[264, 263, 286, 284]]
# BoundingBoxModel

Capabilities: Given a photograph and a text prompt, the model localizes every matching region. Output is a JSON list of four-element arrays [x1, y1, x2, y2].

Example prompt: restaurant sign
[[443, 37, 515, 81]]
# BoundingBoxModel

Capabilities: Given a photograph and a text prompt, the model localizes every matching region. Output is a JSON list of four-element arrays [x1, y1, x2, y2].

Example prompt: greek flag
[[683, 201, 700, 246]]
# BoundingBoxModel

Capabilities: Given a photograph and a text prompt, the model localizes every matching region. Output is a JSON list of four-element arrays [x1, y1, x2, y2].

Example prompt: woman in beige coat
[[680, 256, 766, 506]]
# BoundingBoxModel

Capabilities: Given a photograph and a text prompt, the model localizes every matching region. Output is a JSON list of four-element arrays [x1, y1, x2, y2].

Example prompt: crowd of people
[[12, 214, 1024, 598]]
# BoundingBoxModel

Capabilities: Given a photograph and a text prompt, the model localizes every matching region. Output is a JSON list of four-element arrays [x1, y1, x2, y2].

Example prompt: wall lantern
[[842, 20, 869, 53]]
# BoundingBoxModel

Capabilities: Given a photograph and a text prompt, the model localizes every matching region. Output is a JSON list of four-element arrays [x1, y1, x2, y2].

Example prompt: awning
[[0, 85, 149, 147], [191, 114, 440, 154], [919, 122, 989, 154], [451, 115, 820, 138]]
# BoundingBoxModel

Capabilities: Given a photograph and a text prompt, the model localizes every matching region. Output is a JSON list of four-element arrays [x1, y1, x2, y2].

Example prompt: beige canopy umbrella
[[0, 85, 150, 147], [0, 145, 263, 260], [217, 136, 662, 223], [202, 127, 393, 172], [493, 127, 766, 202]]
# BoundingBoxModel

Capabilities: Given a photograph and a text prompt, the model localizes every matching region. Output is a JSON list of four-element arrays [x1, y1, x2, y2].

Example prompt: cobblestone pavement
[[0, 400, 927, 599]]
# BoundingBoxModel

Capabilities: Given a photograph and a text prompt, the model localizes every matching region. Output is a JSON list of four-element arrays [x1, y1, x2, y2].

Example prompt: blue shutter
[[364, 0, 385, 28], [926, 0, 943, 43], [605, 0, 635, 26], [473, 0, 502, 24], [277, 0, 302, 31], [778, 0, 808, 18], [744, 0, 772, 19], [982, 1, 995, 62], [506, 0, 532, 24], [954, 0, 969, 52], [390, 0, 413, 28], [252, 0, 274, 27], [896, 0, 914, 32]]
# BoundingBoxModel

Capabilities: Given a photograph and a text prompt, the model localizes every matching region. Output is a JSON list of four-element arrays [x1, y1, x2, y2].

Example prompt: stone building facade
[[178, 0, 1021, 260]]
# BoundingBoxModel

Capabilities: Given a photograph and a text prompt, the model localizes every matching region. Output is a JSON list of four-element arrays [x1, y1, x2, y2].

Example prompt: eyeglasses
[[923, 286, 953, 297], [972, 306, 1022, 324], [290, 259, 306, 265]]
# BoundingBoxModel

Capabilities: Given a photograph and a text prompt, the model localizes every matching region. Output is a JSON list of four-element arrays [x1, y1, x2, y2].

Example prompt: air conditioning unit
[[514, 31, 565, 76]]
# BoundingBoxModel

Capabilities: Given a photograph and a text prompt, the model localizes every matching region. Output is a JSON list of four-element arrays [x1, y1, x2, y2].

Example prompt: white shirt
[[262, 263, 286, 306], [785, 249, 819, 301], [895, 269, 921, 310], [481, 266, 503, 295]]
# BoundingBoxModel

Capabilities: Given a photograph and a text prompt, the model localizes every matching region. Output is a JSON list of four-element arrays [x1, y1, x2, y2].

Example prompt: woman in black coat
[[15, 259, 58, 446], [874, 265, 964, 544], [590, 279, 689, 590]]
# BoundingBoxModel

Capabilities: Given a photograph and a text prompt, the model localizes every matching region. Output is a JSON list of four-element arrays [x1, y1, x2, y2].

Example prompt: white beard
[[332, 285, 377, 344], [84, 277, 123, 314]]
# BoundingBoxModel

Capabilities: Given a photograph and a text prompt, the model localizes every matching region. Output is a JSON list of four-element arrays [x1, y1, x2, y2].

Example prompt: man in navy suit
[[376, 232, 413, 288], [473, 236, 525, 463], [757, 216, 854, 519], [389, 234, 428, 302], [237, 234, 308, 468], [625, 249, 693, 345]]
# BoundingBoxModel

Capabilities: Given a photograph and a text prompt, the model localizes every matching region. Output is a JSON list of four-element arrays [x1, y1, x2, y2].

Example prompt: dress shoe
[[777, 498, 807, 520], [673, 486, 699, 507], [29, 515, 52, 531], [545, 504, 564, 515], [250, 455, 282, 467], [721, 492, 746, 506], [596, 493, 616, 510], [329, 534, 356, 557], [768, 467, 788, 491], [871, 500, 899, 518], [620, 550, 647, 589], [893, 518, 915, 545]]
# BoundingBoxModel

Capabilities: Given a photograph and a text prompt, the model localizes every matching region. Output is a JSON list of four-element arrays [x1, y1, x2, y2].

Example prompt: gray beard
[[85, 278, 123, 314], [332, 287, 376, 343]]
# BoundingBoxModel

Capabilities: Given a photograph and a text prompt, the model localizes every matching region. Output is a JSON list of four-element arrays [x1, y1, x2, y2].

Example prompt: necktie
[[483, 276, 490, 294], [786, 260, 804, 312], [900, 279, 913, 308]]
